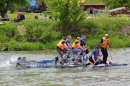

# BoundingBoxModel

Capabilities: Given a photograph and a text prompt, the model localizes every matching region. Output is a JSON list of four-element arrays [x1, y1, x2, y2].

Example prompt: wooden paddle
[[89, 62, 96, 69], [108, 48, 114, 64], [89, 54, 103, 69]]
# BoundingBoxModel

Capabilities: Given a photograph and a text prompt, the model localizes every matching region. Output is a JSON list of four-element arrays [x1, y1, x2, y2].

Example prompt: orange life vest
[[72, 40, 80, 48], [100, 37, 109, 48], [57, 40, 66, 50]]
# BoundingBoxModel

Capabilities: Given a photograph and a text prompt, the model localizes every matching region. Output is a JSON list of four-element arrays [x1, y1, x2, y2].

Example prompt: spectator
[[44, 14, 48, 20], [39, 14, 43, 20], [34, 14, 39, 19], [0, 14, 3, 24], [14, 12, 25, 22], [20, 13, 25, 20], [17, 12, 21, 18], [4, 14, 8, 18], [49, 16, 53, 20], [0, 14, 2, 19]]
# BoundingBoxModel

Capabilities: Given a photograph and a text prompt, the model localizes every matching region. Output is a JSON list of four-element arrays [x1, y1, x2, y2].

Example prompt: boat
[[12, 59, 128, 69], [9, 56, 128, 69]]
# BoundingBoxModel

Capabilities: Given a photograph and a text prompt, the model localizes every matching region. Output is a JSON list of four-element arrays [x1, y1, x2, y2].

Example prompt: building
[[80, 2, 105, 11]]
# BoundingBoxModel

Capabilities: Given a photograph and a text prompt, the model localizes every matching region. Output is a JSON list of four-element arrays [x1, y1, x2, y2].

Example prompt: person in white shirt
[[39, 14, 43, 20], [0, 14, 2, 19]]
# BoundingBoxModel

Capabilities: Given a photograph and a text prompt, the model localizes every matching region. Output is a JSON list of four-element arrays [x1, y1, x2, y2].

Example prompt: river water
[[0, 48, 130, 86]]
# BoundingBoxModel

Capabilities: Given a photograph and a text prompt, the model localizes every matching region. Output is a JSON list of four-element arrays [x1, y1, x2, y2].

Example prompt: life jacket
[[101, 37, 109, 48], [90, 48, 99, 59], [57, 40, 66, 50], [72, 40, 80, 48]]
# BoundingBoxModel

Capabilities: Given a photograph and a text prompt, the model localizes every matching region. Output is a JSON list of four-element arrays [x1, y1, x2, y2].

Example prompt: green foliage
[[78, 19, 99, 35], [86, 38, 100, 49], [19, 20, 61, 43], [47, 0, 85, 35], [7, 40, 20, 51], [0, 35, 10, 43], [21, 42, 43, 51], [14, 35, 26, 42], [109, 37, 126, 48], [0, 42, 2, 50], [1, 13, 130, 50], [0, 0, 29, 17], [0, 23, 16, 32], [0, 23, 17, 43], [102, 0, 130, 9]]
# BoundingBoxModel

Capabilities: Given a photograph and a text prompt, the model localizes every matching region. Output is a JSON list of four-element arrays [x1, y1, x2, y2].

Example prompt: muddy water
[[0, 48, 130, 86]]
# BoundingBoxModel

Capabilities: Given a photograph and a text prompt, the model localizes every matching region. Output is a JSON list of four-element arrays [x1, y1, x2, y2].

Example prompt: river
[[0, 48, 130, 86]]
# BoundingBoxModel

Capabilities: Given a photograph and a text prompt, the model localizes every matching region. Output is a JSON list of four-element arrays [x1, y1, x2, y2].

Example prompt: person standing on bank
[[100, 34, 109, 64]]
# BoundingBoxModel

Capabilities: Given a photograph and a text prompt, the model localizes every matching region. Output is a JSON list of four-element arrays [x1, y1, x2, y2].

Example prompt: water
[[0, 48, 130, 86]]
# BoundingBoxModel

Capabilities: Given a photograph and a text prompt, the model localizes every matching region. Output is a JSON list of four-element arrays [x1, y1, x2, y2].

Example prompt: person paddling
[[89, 45, 102, 65], [100, 34, 109, 64]]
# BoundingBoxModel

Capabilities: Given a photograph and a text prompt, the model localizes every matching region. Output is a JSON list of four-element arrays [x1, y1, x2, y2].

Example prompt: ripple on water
[[0, 48, 130, 86]]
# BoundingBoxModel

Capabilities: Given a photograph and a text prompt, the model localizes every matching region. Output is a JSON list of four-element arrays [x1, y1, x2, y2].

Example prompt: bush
[[21, 42, 43, 51], [18, 20, 61, 43], [0, 16, 130, 50]]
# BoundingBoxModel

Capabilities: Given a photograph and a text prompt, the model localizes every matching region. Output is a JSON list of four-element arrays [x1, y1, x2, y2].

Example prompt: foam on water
[[0, 56, 18, 67], [0, 60, 11, 67]]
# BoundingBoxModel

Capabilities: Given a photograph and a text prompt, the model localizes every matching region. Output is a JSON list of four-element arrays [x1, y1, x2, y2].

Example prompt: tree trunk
[[42, 1, 47, 10], [0, 0, 11, 18]]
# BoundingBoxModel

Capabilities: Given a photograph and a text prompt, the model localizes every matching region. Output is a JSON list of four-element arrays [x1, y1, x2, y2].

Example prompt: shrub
[[20, 42, 43, 51]]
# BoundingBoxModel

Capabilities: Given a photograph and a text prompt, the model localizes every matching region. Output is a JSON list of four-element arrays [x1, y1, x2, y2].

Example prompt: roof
[[80, 2, 105, 6]]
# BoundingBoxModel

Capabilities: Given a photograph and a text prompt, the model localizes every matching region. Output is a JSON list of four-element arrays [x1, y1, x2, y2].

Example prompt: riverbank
[[0, 14, 130, 51]]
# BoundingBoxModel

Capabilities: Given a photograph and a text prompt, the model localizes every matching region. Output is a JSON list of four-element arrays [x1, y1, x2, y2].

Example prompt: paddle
[[108, 48, 114, 64], [89, 62, 96, 69], [89, 56, 101, 69]]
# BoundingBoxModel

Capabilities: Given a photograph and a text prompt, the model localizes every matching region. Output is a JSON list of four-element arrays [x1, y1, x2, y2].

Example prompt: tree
[[103, 0, 130, 9], [36, 0, 47, 10], [0, 0, 29, 18], [47, 0, 85, 35]]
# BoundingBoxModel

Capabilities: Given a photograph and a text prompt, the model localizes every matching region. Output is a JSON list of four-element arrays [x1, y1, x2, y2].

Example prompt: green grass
[[1, 12, 130, 50], [7, 11, 52, 20]]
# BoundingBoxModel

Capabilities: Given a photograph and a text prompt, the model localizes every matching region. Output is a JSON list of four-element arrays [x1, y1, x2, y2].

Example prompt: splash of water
[[0, 56, 18, 67]]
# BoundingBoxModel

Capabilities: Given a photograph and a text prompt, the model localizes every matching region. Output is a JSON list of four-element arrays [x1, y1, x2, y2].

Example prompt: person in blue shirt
[[65, 35, 72, 59], [14, 12, 25, 22], [66, 35, 72, 49], [80, 35, 89, 54], [89, 45, 102, 65], [80, 35, 86, 47]]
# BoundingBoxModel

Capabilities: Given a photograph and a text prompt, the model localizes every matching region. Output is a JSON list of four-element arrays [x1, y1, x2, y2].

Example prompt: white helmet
[[105, 34, 109, 37]]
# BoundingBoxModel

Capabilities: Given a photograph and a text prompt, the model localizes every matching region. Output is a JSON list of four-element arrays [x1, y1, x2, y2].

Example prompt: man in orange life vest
[[100, 34, 109, 64], [56, 38, 69, 64], [72, 37, 84, 63]]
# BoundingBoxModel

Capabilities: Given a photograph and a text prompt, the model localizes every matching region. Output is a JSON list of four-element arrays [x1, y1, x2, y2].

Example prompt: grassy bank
[[0, 13, 130, 50]]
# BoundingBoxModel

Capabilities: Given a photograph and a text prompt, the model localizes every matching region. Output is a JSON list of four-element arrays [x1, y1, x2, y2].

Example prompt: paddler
[[100, 34, 109, 64], [89, 45, 102, 65]]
